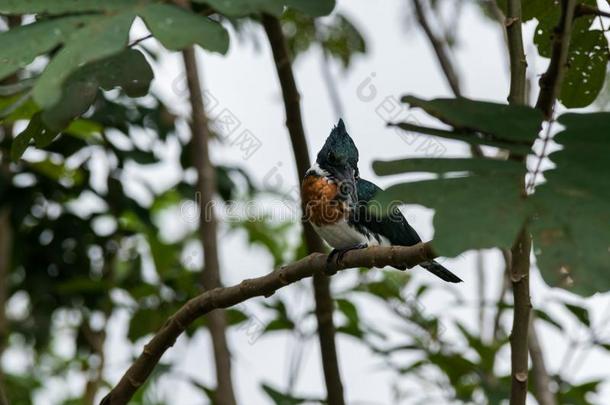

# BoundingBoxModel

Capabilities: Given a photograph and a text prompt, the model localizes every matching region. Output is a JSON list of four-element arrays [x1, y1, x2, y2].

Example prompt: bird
[[301, 119, 462, 283]]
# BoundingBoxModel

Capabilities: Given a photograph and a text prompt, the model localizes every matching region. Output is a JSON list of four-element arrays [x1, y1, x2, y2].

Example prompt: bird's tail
[[420, 260, 462, 283]]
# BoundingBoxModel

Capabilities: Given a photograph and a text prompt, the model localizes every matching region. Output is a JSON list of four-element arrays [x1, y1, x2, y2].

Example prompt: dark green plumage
[[353, 178, 421, 246]]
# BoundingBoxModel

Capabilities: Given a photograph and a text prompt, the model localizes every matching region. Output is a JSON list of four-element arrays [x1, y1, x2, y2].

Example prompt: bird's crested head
[[316, 119, 359, 173]]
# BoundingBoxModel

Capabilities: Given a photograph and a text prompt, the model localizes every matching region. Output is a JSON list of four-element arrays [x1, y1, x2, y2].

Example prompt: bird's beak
[[332, 166, 358, 205]]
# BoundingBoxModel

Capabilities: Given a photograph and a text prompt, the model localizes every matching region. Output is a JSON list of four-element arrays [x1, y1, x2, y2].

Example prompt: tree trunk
[[182, 47, 237, 405], [262, 14, 345, 405]]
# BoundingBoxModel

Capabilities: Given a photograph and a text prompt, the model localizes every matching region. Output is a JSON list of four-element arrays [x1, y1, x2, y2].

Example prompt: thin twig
[[128, 34, 153, 48], [526, 119, 554, 192], [529, 317, 557, 405], [574, 3, 610, 19], [492, 248, 511, 342], [535, 0, 578, 119], [101, 244, 438, 404], [476, 252, 486, 334], [411, 0, 484, 158], [412, 0, 462, 97], [261, 13, 346, 405]]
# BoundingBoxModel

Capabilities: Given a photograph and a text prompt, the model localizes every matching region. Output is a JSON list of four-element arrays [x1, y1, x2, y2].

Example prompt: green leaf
[[402, 95, 543, 143], [564, 303, 590, 327], [531, 0, 607, 108], [195, 0, 335, 17], [321, 14, 366, 68], [261, 383, 311, 405], [195, 0, 284, 17], [559, 30, 609, 108], [139, 3, 229, 53], [373, 157, 524, 176], [33, 13, 135, 109], [285, 0, 335, 16], [533, 309, 563, 331], [0, 16, 95, 81], [372, 161, 528, 256], [390, 121, 533, 154], [11, 113, 44, 160], [41, 49, 153, 131], [531, 113, 610, 295], [0, 0, 138, 14]]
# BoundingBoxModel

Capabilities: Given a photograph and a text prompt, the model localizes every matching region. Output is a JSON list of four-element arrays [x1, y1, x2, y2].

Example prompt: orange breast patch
[[301, 175, 347, 226]]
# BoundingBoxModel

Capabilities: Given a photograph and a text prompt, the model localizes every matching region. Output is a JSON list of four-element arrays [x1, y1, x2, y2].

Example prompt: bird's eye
[[327, 151, 336, 163]]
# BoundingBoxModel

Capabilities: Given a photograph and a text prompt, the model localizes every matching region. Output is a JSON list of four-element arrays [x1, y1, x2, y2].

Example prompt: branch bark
[[505, 0, 527, 105], [503, 2, 532, 404], [181, 47, 237, 405], [261, 14, 345, 405], [101, 244, 437, 404], [509, 227, 532, 405], [535, 0, 577, 119]]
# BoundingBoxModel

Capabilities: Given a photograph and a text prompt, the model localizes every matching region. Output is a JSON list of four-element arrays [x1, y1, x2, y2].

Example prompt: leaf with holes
[[559, 30, 609, 108], [531, 113, 610, 295]]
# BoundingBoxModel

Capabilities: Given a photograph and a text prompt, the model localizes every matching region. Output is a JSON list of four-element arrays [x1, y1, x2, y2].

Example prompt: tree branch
[[535, 0, 577, 119], [101, 244, 437, 404], [502, 1, 536, 403], [574, 3, 610, 19], [509, 226, 532, 405], [412, 0, 462, 97], [506, 0, 527, 105], [261, 13, 346, 405], [411, 0, 483, 159], [181, 47, 237, 405]]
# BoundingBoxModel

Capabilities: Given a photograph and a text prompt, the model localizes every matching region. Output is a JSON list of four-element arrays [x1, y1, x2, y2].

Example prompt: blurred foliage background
[[0, 0, 609, 404]]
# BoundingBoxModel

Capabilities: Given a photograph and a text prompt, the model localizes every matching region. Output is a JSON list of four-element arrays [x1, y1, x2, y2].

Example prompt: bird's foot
[[325, 243, 368, 275]]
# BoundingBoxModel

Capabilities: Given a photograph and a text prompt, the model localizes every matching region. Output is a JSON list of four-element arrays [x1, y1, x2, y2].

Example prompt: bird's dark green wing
[[354, 178, 422, 246]]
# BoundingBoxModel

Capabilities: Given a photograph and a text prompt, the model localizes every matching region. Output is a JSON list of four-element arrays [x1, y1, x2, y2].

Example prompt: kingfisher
[[301, 119, 462, 283]]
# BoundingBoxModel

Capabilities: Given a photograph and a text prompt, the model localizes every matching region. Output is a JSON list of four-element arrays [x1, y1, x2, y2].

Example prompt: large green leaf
[[194, 0, 284, 17], [285, 0, 335, 16], [390, 122, 533, 154], [0, 0, 138, 14], [0, 16, 95, 81], [33, 12, 135, 109], [373, 157, 524, 176], [402, 95, 543, 143], [41, 49, 153, 131], [372, 158, 528, 257], [139, 3, 229, 53], [192, 0, 335, 17], [531, 113, 610, 295]]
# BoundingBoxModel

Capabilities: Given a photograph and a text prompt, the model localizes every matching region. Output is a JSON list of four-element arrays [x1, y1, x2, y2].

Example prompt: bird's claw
[[324, 243, 367, 276]]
